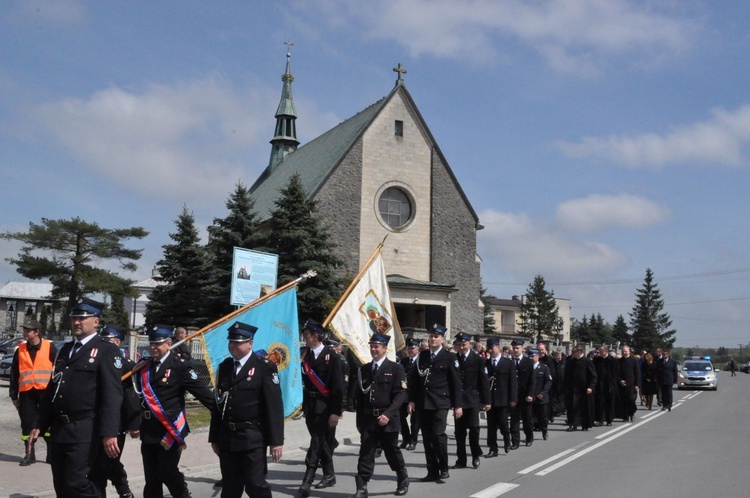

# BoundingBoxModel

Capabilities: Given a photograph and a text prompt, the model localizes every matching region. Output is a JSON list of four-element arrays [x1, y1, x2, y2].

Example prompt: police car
[[678, 356, 718, 391]]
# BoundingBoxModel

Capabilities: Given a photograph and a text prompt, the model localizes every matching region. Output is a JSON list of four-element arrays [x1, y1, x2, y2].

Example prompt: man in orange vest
[[9, 320, 57, 466]]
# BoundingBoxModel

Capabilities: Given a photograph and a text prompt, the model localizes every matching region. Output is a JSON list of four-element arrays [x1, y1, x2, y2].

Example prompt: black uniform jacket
[[301, 345, 344, 417], [135, 353, 215, 445], [514, 356, 535, 401], [457, 351, 491, 409], [531, 363, 553, 405], [209, 353, 284, 451], [399, 356, 418, 404], [38, 335, 124, 443], [486, 356, 518, 407], [593, 355, 621, 393], [407, 348, 462, 411], [564, 356, 598, 395], [355, 358, 406, 432], [619, 355, 642, 397], [121, 357, 142, 432]]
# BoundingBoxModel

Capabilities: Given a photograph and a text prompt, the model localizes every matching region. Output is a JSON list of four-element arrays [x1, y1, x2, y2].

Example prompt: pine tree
[[206, 182, 263, 319], [480, 280, 497, 335], [629, 268, 676, 353], [145, 206, 219, 328], [518, 274, 563, 343], [260, 173, 343, 321], [2, 217, 147, 322]]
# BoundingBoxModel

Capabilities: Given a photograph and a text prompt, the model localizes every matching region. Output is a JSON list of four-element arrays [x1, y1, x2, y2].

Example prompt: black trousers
[[420, 409, 449, 475], [510, 401, 533, 444], [595, 387, 617, 424], [454, 407, 482, 463], [486, 406, 510, 452], [18, 389, 44, 436], [48, 439, 101, 497], [141, 442, 188, 498], [399, 403, 420, 444], [356, 427, 405, 481], [304, 412, 336, 476], [532, 403, 549, 431], [91, 433, 130, 496], [219, 447, 271, 498], [661, 384, 674, 408]]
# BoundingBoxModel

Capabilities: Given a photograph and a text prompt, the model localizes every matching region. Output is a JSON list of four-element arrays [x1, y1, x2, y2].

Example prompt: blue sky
[[2, 0, 749, 347]]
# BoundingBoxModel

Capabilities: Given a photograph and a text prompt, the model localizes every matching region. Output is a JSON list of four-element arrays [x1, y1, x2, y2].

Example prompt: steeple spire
[[268, 41, 300, 171]]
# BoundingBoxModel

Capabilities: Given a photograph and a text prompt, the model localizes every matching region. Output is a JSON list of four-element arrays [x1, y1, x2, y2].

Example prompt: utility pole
[[739, 343, 743, 363]]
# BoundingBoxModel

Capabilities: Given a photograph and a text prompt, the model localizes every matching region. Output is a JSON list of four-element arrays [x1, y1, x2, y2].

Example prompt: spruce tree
[[518, 274, 563, 343], [611, 314, 631, 346], [261, 173, 343, 321], [145, 206, 219, 328], [629, 268, 676, 353], [206, 182, 262, 318]]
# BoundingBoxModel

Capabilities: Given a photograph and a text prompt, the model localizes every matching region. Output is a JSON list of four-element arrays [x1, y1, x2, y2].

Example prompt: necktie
[[234, 360, 242, 375], [430, 352, 436, 362], [515, 357, 520, 367], [373, 362, 379, 376], [71, 341, 82, 358], [493, 359, 497, 367]]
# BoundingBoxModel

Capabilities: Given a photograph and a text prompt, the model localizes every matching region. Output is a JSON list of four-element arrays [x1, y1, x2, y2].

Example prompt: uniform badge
[[454, 360, 459, 368], [89, 358, 95, 363], [114, 357, 123, 369], [189, 369, 197, 380], [272, 373, 280, 384]]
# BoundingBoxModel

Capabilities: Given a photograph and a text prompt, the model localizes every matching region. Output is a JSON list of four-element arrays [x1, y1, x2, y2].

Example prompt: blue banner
[[202, 286, 302, 418]]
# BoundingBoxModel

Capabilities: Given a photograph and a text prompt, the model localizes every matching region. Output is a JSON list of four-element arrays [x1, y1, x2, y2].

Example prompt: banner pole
[[322, 238, 386, 328], [123, 270, 316, 381]]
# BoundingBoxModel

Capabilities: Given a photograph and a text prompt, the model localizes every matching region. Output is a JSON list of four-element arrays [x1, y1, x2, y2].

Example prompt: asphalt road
[[0, 371, 746, 497]]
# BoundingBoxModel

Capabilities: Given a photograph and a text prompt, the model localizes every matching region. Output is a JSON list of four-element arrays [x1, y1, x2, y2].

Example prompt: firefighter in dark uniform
[[298, 319, 344, 497], [92, 325, 141, 498], [529, 350, 553, 440], [407, 323, 463, 482], [9, 319, 57, 466], [510, 339, 535, 448], [485, 338, 517, 456], [30, 297, 124, 498], [135, 324, 215, 498], [209, 321, 284, 498], [351, 333, 409, 498], [452, 332, 491, 469], [398, 338, 421, 450]]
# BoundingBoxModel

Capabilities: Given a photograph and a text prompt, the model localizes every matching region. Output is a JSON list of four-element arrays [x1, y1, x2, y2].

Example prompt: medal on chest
[[89, 348, 98, 363]]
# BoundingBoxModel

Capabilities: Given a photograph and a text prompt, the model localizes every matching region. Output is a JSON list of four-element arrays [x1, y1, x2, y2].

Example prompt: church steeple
[[268, 41, 299, 171]]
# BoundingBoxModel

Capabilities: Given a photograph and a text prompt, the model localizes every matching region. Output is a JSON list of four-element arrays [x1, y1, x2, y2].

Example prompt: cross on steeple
[[393, 62, 407, 84], [284, 39, 294, 56]]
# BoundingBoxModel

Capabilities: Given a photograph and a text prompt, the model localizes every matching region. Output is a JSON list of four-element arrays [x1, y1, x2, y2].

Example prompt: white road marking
[[594, 423, 633, 439], [535, 411, 668, 476], [517, 448, 577, 474], [470, 482, 519, 497]]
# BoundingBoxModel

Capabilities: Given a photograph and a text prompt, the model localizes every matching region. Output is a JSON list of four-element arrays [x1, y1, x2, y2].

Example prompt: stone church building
[[248, 53, 483, 337]]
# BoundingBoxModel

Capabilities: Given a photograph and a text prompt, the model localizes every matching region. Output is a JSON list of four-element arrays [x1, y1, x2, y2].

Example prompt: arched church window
[[378, 187, 413, 229]]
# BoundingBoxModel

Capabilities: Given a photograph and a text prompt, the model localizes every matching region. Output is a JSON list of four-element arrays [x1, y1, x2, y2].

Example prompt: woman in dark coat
[[640, 353, 659, 410]]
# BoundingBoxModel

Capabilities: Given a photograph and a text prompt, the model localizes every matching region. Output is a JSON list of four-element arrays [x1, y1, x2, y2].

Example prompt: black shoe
[[525, 439, 533, 447], [510, 444, 519, 450], [314, 475, 336, 489], [542, 430, 548, 440], [451, 462, 467, 469], [582, 428, 589, 431], [472, 457, 480, 469], [566, 426, 577, 432], [504, 444, 511, 453], [439, 470, 450, 480], [606, 422, 612, 426], [406, 442, 417, 451], [19, 453, 35, 466], [661, 407, 667, 411], [485, 450, 498, 458], [418, 474, 440, 482], [668, 407, 671, 412], [399, 441, 409, 449], [593, 421, 603, 427], [213, 479, 223, 488]]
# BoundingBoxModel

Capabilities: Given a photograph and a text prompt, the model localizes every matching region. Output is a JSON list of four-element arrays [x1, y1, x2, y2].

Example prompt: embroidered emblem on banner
[[359, 290, 393, 338]]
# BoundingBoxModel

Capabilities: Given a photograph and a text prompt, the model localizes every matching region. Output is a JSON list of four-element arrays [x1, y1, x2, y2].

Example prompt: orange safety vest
[[17, 340, 54, 392]]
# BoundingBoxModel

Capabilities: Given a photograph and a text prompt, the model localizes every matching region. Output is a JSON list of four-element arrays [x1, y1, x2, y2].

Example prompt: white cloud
[[477, 208, 628, 282], [556, 194, 670, 233], [558, 105, 750, 167], [299, 0, 696, 74], [31, 77, 339, 204]]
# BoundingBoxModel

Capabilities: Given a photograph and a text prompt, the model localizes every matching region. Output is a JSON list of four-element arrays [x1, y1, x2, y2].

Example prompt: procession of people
[[10, 306, 685, 498]]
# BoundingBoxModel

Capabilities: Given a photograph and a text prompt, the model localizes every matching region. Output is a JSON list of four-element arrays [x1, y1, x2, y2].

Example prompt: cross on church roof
[[284, 39, 294, 55], [393, 62, 407, 83]]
